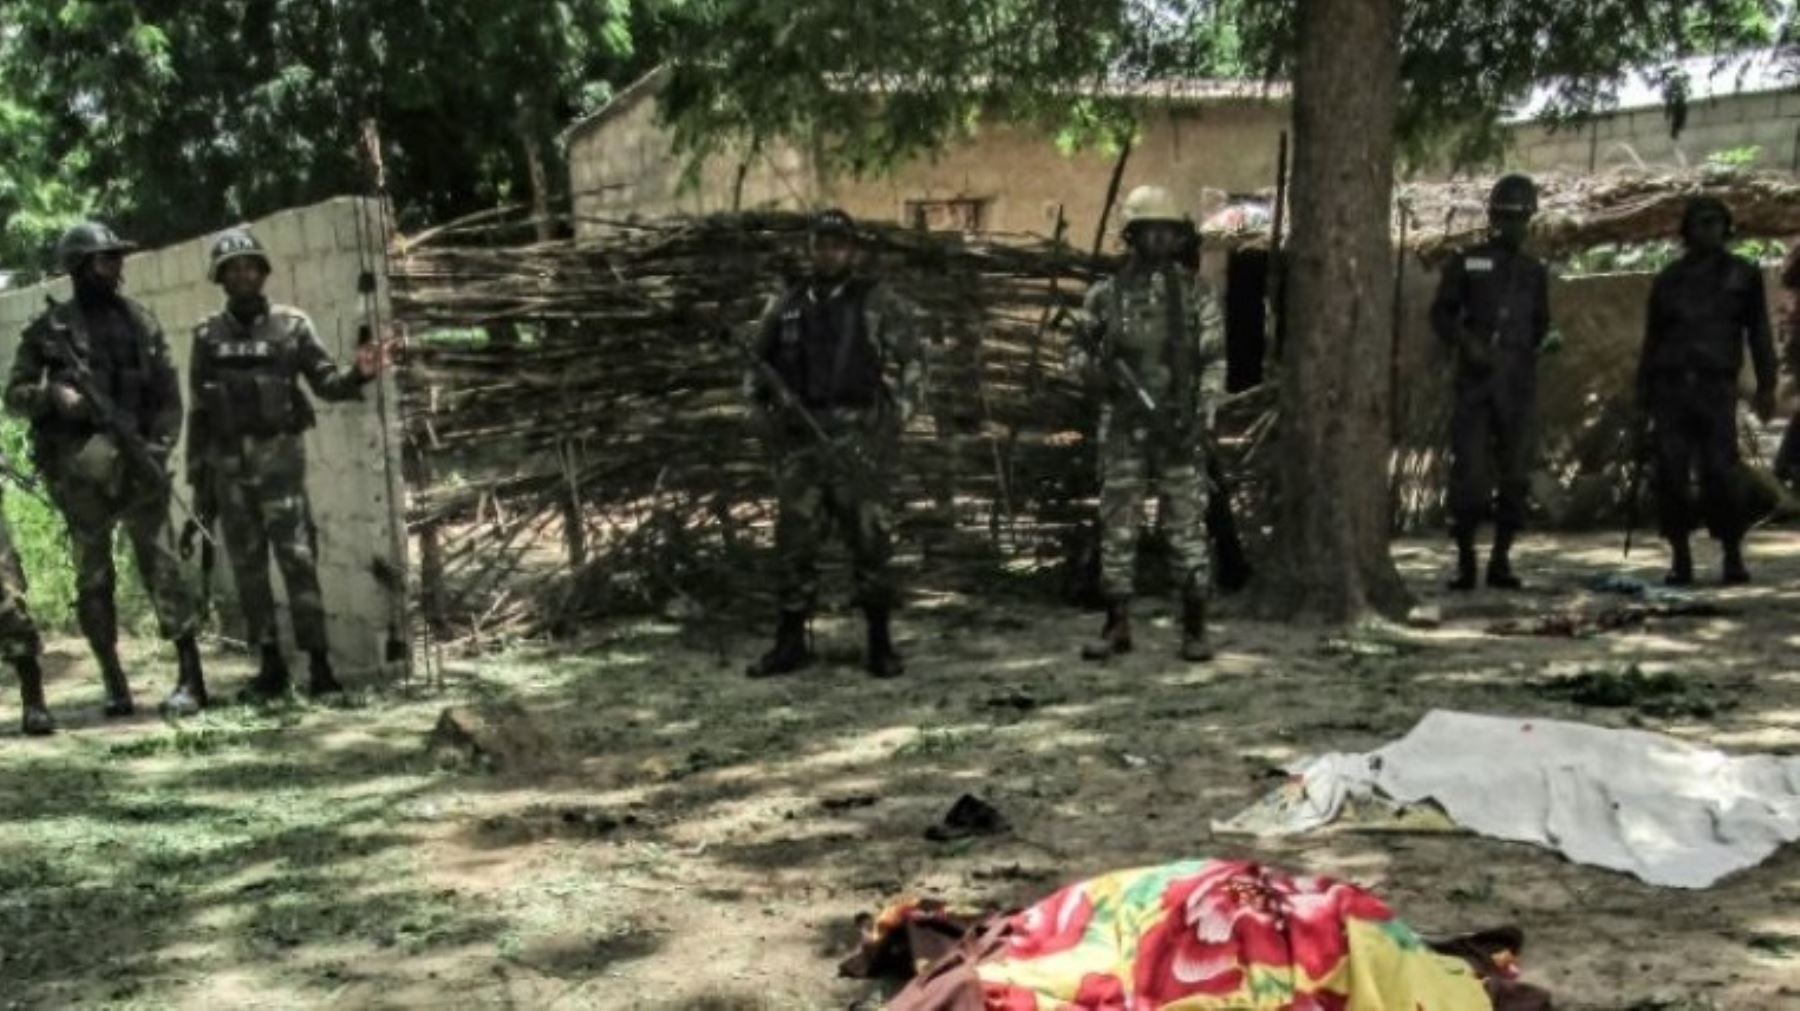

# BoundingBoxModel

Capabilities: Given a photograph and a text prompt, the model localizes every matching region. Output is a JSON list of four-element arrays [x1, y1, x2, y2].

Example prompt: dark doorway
[[1224, 249, 1269, 393]]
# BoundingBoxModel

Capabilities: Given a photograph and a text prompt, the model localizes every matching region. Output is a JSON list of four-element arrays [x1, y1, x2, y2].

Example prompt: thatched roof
[[1201, 167, 1800, 261]]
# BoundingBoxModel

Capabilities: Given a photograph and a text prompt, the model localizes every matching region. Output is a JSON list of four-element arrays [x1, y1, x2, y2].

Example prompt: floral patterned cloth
[[888, 860, 1495, 1011]]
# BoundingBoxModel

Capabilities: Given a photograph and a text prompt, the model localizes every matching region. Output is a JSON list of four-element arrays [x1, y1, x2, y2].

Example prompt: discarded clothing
[[1487, 600, 1725, 637], [1216, 710, 1800, 889], [871, 859, 1549, 1010]]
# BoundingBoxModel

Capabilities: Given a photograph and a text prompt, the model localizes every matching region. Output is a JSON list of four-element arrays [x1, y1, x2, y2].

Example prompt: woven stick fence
[[387, 210, 1278, 645]]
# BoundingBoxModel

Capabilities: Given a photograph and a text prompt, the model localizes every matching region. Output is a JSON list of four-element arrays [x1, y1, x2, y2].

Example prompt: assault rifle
[[717, 325, 882, 483], [40, 298, 218, 551]]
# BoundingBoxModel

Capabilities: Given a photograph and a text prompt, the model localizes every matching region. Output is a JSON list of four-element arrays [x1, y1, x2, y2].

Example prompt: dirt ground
[[2, 532, 1798, 1010]]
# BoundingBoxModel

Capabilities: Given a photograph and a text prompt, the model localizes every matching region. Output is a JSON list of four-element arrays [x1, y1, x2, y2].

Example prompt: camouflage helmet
[[1488, 174, 1539, 216], [54, 221, 136, 275], [810, 208, 857, 239], [208, 227, 271, 282], [1121, 185, 1185, 230]]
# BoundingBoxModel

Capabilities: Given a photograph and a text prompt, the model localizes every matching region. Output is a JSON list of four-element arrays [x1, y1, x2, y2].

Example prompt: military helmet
[[1680, 196, 1735, 242], [209, 227, 271, 282], [54, 221, 136, 275], [810, 208, 857, 239], [1487, 174, 1539, 215], [1121, 185, 1186, 230]]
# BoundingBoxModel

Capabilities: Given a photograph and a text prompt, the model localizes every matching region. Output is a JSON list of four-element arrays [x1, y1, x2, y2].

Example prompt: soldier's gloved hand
[[47, 382, 87, 420], [1753, 387, 1777, 425]]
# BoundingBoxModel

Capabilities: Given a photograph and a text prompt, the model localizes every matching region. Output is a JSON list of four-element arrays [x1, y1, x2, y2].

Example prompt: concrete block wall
[[1512, 91, 1800, 173], [0, 197, 408, 680]]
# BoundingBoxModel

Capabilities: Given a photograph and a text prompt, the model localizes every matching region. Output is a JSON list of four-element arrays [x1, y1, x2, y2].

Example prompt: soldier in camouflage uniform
[[745, 209, 926, 679], [6, 221, 208, 718], [1071, 185, 1225, 663], [1, 495, 53, 735], [187, 228, 383, 700]]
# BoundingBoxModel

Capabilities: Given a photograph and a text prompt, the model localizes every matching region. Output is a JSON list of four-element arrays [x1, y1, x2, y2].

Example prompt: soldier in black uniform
[[1638, 197, 1777, 585], [1430, 174, 1551, 591]]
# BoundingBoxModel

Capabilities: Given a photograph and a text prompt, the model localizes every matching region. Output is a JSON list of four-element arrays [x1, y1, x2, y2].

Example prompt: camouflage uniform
[[187, 300, 368, 657], [1076, 265, 1226, 603], [0, 500, 44, 661], [750, 279, 925, 614], [6, 297, 199, 649]]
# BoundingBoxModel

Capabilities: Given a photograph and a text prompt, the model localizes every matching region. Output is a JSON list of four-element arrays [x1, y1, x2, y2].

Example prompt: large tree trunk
[[1258, 0, 1410, 621]]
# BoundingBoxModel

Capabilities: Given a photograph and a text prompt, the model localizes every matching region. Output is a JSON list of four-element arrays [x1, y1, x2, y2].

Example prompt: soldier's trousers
[[772, 441, 895, 614], [1648, 373, 1742, 542], [213, 456, 329, 653], [0, 502, 43, 662], [45, 473, 198, 648], [1449, 389, 1535, 534], [1097, 413, 1210, 601]]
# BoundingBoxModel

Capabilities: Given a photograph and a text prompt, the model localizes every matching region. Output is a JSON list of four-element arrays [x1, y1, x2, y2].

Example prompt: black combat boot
[[1721, 540, 1751, 585], [863, 604, 904, 678], [307, 650, 345, 698], [747, 610, 812, 678], [95, 647, 135, 718], [1179, 579, 1213, 663], [160, 635, 209, 717], [1665, 536, 1695, 587], [1486, 527, 1522, 590], [239, 643, 291, 703], [15, 655, 55, 736], [1448, 529, 1478, 592], [1080, 598, 1133, 661]]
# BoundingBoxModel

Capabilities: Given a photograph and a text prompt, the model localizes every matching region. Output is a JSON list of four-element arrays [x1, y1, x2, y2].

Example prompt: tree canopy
[[0, 0, 657, 274], [656, 0, 1787, 173]]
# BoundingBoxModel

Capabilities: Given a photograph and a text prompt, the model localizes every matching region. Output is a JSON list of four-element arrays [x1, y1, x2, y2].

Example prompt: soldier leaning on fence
[[187, 228, 385, 701], [1429, 174, 1551, 592], [5, 222, 209, 719], [744, 209, 926, 680], [1069, 185, 1224, 663], [1638, 197, 1778, 586]]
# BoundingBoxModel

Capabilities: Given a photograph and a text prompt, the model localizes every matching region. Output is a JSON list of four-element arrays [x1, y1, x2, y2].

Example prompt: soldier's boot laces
[[1665, 537, 1695, 587], [748, 611, 813, 679], [1080, 600, 1133, 661], [1180, 585, 1214, 663], [15, 655, 55, 736], [240, 644, 292, 703], [1448, 531, 1479, 592], [1486, 529, 1522, 591], [160, 636, 209, 717], [863, 604, 904, 679], [307, 651, 345, 699], [1722, 540, 1751, 585], [96, 647, 135, 718]]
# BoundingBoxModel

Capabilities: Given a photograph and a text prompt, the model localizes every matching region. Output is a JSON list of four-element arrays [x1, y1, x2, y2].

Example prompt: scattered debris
[[1488, 600, 1727, 638], [426, 701, 559, 773], [1534, 664, 1731, 718], [982, 688, 1039, 712], [1405, 604, 1443, 629], [925, 795, 1009, 843], [820, 795, 882, 813]]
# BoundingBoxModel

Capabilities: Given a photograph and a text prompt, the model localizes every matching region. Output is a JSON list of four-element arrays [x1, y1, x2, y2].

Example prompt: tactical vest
[[1107, 268, 1201, 426], [28, 298, 162, 440], [195, 308, 318, 439], [765, 280, 886, 410]]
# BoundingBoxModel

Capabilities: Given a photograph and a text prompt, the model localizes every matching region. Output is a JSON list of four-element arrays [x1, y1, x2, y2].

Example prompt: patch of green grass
[[895, 727, 978, 758]]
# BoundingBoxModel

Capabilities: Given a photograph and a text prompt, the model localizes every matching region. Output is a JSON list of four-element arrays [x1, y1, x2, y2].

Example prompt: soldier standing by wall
[[5, 222, 208, 717], [1638, 197, 1777, 585], [1071, 185, 1224, 663], [744, 209, 926, 680], [1430, 174, 1551, 592], [187, 228, 385, 700]]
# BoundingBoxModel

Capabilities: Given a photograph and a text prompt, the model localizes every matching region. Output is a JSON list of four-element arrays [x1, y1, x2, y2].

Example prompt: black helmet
[[209, 227, 272, 282], [54, 221, 136, 275], [1488, 174, 1538, 216], [1680, 196, 1734, 243], [810, 208, 857, 239]]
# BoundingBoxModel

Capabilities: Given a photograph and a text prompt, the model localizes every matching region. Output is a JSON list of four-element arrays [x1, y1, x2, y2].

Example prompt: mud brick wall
[[0, 198, 409, 681]]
